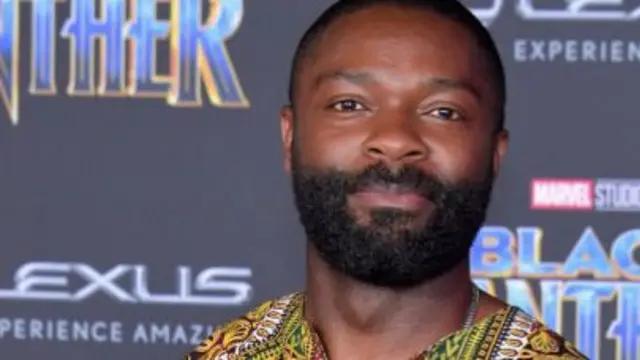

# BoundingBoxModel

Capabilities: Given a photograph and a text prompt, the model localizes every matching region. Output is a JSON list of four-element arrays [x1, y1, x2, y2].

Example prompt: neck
[[304, 247, 474, 360]]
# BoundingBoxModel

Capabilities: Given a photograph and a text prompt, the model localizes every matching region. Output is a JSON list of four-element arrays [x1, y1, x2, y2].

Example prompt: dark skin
[[280, 5, 509, 360]]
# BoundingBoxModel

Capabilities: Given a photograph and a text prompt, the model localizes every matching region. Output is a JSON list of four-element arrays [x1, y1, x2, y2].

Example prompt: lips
[[350, 184, 429, 211]]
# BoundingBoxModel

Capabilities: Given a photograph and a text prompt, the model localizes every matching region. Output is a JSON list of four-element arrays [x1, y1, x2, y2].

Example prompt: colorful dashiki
[[184, 293, 587, 360]]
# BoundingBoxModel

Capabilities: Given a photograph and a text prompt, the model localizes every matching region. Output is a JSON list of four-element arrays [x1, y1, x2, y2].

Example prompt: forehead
[[300, 5, 493, 96]]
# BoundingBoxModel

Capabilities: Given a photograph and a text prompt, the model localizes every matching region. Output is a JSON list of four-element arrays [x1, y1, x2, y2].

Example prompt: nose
[[362, 119, 428, 165]]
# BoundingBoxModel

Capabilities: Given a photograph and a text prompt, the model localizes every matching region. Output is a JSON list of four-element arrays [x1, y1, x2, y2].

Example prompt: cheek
[[427, 135, 493, 182], [295, 126, 368, 170]]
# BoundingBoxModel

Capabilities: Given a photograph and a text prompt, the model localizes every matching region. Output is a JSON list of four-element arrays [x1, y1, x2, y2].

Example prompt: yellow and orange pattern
[[185, 293, 587, 360]]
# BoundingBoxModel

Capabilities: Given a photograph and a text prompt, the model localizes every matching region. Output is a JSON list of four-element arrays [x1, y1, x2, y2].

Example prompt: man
[[185, 0, 588, 359]]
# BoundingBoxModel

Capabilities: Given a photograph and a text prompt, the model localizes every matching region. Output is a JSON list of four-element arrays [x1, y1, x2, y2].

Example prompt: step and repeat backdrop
[[0, 0, 638, 359]]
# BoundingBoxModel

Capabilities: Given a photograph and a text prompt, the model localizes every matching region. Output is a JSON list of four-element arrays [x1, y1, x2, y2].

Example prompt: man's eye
[[331, 100, 366, 112], [429, 107, 461, 120]]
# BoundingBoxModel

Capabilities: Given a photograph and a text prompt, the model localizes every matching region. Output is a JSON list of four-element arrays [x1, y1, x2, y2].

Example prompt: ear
[[492, 129, 509, 176], [280, 105, 294, 174]]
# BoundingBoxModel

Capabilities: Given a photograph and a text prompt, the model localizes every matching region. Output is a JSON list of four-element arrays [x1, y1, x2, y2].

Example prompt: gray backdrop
[[0, 0, 638, 359]]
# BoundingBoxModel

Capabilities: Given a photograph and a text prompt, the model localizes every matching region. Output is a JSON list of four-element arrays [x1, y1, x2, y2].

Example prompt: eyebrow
[[312, 70, 373, 88], [312, 69, 484, 103], [427, 76, 484, 103]]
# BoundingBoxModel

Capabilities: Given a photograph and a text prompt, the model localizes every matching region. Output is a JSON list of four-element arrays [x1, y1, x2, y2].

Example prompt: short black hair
[[287, 0, 506, 131]]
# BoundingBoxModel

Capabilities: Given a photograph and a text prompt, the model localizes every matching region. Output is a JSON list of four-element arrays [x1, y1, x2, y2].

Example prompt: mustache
[[344, 163, 447, 201]]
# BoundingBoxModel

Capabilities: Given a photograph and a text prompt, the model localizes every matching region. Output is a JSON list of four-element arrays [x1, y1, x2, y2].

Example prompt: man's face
[[281, 5, 508, 288]]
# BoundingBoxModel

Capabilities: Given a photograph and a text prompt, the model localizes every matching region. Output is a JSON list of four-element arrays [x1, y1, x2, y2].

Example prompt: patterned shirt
[[184, 292, 588, 360]]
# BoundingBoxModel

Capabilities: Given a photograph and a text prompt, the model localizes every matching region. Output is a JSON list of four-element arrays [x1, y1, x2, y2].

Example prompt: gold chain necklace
[[421, 284, 481, 355]]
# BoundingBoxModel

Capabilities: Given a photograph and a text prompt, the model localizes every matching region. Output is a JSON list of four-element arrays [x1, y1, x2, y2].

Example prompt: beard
[[291, 150, 495, 288]]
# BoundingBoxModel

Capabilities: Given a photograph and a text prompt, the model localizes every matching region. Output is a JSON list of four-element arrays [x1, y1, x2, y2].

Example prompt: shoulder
[[486, 306, 588, 359], [184, 292, 304, 360]]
